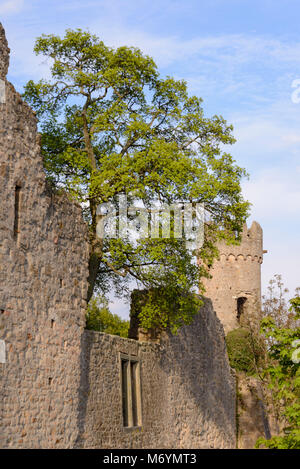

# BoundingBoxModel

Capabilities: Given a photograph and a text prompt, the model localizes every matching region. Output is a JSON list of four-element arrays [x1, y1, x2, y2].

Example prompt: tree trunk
[[86, 200, 103, 303], [87, 249, 101, 303]]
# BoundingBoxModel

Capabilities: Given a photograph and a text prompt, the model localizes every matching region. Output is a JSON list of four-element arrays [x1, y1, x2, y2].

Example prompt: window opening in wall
[[13, 185, 21, 240], [237, 297, 247, 322], [121, 355, 142, 428], [121, 359, 129, 427], [131, 361, 138, 427]]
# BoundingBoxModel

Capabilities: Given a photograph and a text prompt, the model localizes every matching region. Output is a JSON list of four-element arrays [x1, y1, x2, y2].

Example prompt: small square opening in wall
[[120, 354, 142, 428]]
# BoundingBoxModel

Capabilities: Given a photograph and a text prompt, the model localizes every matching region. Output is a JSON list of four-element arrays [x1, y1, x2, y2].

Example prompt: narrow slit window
[[13, 185, 21, 239], [121, 359, 129, 427], [237, 297, 247, 322], [121, 356, 142, 428], [131, 361, 138, 427]]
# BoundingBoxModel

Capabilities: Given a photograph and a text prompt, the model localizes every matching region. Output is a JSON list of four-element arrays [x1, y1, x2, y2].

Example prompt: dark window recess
[[237, 297, 247, 322], [121, 360, 129, 427], [131, 361, 138, 427], [13, 185, 21, 239], [121, 357, 141, 428]]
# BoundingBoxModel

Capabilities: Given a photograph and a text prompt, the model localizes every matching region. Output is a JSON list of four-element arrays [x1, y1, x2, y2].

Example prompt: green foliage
[[86, 296, 129, 338], [256, 295, 300, 449], [23, 28, 249, 331], [131, 288, 203, 334], [226, 328, 262, 374]]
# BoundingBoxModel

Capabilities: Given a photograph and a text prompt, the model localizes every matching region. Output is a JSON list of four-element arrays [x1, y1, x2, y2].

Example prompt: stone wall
[[0, 23, 90, 448], [0, 24, 9, 80], [236, 373, 280, 449], [77, 300, 236, 449], [202, 222, 265, 333]]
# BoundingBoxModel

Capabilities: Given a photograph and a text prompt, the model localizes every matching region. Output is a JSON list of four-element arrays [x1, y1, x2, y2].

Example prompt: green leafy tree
[[23, 29, 249, 330], [86, 295, 129, 337], [256, 294, 300, 449]]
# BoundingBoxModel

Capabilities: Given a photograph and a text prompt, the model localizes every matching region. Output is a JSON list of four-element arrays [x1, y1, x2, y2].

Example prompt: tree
[[256, 293, 300, 449], [86, 296, 129, 337], [23, 29, 249, 331], [262, 274, 297, 330]]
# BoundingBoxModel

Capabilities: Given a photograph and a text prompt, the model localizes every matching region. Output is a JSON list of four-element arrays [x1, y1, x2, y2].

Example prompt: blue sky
[[1, 0, 299, 317]]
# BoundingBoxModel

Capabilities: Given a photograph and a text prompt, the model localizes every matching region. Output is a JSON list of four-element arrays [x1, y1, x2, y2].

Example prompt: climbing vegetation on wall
[[256, 294, 300, 449], [226, 328, 262, 375]]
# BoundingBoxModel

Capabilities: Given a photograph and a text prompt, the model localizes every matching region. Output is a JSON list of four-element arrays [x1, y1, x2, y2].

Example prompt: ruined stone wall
[[0, 24, 9, 80], [78, 300, 236, 449], [0, 23, 90, 448], [236, 373, 282, 449], [202, 222, 264, 333]]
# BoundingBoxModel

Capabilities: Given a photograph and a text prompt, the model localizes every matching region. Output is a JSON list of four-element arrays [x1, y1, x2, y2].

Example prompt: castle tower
[[202, 221, 265, 334]]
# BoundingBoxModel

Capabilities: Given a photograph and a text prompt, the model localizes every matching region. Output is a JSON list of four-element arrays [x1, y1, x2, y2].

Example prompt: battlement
[[216, 221, 263, 261], [219, 253, 263, 264], [0, 23, 9, 80]]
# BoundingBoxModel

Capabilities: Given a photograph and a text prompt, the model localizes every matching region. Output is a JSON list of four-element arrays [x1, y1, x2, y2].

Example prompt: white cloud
[[88, 25, 300, 72], [231, 100, 300, 221], [227, 98, 300, 296], [242, 165, 300, 295], [262, 241, 300, 298], [0, 0, 24, 15]]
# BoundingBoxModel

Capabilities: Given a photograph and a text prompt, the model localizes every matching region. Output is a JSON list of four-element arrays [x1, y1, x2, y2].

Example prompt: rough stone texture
[[0, 23, 90, 448], [78, 300, 236, 449], [236, 373, 276, 449], [202, 222, 265, 334], [0, 23, 9, 80]]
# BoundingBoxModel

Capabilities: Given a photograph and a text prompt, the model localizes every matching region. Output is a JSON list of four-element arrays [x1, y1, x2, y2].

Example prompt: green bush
[[256, 296, 300, 449], [226, 328, 261, 374], [86, 296, 129, 338]]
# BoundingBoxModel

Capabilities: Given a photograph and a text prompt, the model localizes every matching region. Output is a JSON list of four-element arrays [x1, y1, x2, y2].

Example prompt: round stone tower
[[202, 221, 266, 334]]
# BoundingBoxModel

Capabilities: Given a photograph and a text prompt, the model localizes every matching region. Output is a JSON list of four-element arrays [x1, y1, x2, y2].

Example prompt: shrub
[[226, 327, 261, 374]]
